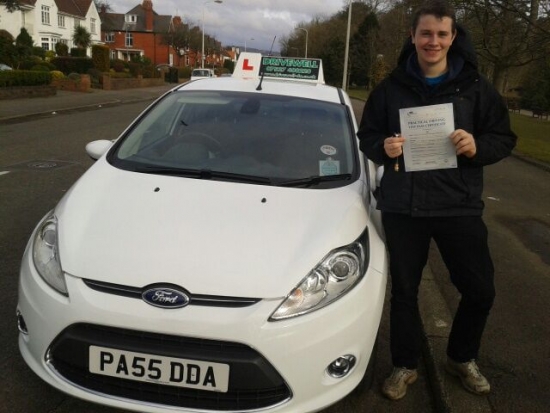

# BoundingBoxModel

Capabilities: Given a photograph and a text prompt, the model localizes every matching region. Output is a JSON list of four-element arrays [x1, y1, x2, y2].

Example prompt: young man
[[357, 0, 517, 401]]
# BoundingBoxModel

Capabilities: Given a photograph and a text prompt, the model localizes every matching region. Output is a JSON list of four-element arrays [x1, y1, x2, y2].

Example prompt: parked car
[[190, 68, 215, 80], [17, 52, 388, 413]]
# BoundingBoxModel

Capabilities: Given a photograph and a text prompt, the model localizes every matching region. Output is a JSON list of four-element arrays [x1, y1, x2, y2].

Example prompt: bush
[[30, 64, 51, 72], [52, 56, 94, 74], [70, 48, 87, 57], [32, 46, 46, 59], [68, 72, 81, 81], [0, 70, 52, 87], [178, 67, 192, 79], [55, 42, 69, 57], [50, 70, 65, 80], [111, 59, 127, 73], [91, 44, 110, 72]]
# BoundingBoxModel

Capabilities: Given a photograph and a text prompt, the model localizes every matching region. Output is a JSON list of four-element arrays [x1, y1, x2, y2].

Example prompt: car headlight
[[32, 212, 67, 295], [269, 228, 369, 321]]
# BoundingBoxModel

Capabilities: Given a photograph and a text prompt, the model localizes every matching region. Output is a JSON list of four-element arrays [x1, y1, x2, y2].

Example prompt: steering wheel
[[178, 132, 222, 154]]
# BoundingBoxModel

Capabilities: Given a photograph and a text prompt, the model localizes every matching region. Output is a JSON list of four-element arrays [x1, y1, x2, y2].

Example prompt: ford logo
[[142, 286, 190, 309]]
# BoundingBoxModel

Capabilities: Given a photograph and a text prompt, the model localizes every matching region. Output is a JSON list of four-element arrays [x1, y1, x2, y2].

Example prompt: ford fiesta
[[17, 53, 388, 413]]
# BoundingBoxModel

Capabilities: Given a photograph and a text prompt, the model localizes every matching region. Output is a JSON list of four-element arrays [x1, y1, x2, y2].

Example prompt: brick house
[[99, 0, 231, 69], [0, 0, 101, 54]]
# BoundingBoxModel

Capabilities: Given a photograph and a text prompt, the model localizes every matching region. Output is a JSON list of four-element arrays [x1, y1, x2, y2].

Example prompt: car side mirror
[[86, 140, 113, 160]]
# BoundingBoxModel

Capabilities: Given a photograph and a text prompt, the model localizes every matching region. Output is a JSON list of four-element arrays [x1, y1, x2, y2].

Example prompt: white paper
[[399, 103, 457, 172]]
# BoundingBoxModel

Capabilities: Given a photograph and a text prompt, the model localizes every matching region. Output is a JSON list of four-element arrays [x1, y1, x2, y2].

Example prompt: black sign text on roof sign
[[260, 57, 321, 81]]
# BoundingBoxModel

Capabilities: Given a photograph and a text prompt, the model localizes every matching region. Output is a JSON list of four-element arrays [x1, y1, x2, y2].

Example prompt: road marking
[[0, 171, 10, 176]]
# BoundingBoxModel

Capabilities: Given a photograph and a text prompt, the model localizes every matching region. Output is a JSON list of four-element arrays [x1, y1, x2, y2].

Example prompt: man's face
[[411, 15, 456, 73]]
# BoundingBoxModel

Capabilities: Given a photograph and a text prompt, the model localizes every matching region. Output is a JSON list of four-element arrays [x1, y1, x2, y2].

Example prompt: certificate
[[399, 103, 457, 172]]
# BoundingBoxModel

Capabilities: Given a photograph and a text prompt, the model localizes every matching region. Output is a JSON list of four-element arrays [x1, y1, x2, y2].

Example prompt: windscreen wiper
[[277, 173, 352, 187], [136, 166, 273, 185]]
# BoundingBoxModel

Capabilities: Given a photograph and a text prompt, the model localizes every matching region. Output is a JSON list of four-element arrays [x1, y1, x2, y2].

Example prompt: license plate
[[89, 345, 230, 392]]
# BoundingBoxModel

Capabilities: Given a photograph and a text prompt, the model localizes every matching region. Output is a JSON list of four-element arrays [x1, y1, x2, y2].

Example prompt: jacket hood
[[396, 24, 478, 70]]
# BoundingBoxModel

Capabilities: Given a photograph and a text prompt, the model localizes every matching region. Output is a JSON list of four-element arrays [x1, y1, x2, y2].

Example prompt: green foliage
[[178, 67, 192, 79], [521, 61, 550, 111], [0, 70, 52, 87], [32, 46, 45, 59], [3, 0, 21, 12], [70, 48, 87, 57], [50, 70, 65, 80], [111, 59, 127, 73], [51, 56, 94, 74], [91, 44, 110, 72], [0, 33, 16, 67], [510, 113, 550, 164], [223, 59, 235, 73], [55, 42, 69, 57], [30, 64, 51, 72], [72, 25, 92, 50], [15, 28, 33, 48], [68, 72, 81, 81]]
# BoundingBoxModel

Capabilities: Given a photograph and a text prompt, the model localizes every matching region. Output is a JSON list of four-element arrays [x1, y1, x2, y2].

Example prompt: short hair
[[411, 0, 457, 33]]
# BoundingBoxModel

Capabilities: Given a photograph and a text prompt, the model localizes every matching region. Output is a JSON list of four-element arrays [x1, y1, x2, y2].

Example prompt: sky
[[107, 0, 349, 52]]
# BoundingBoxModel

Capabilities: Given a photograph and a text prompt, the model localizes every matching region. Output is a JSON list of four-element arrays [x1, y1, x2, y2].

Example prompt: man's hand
[[450, 129, 476, 158], [384, 135, 406, 158]]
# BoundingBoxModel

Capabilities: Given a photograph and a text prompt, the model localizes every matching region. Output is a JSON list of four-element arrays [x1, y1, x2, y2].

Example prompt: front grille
[[83, 279, 261, 308], [48, 324, 291, 411]]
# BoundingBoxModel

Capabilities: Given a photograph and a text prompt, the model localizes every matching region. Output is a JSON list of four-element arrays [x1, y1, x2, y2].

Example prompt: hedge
[[51, 57, 94, 75], [0, 70, 53, 87]]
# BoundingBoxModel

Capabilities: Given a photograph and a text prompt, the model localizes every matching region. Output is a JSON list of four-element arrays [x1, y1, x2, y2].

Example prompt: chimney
[[143, 0, 153, 31]]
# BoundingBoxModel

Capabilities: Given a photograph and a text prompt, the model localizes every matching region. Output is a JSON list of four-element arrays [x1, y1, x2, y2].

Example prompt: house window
[[125, 14, 137, 23], [105, 32, 114, 43], [58, 14, 65, 28], [125, 32, 133, 47], [91, 18, 96, 34], [74, 19, 80, 28], [41, 37, 50, 50], [41, 5, 50, 25]]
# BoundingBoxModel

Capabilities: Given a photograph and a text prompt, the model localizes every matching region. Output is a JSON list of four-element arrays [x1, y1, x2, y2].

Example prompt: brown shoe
[[382, 367, 418, 400], [446, 358, 491, 395]]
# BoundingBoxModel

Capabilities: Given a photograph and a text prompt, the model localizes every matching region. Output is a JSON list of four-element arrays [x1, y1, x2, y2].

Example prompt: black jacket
[[357, 26, 517, 217]]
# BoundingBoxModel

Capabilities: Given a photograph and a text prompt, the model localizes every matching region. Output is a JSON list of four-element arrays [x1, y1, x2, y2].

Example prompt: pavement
[[0, 85, 493, 413]]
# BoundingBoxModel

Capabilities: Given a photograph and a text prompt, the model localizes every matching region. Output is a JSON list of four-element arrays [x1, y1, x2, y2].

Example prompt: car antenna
[[256, 35, 276, 91]]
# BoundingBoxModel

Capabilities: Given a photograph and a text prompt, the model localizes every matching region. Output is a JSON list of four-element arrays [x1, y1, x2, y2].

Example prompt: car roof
[[178, 53, 343, 105]]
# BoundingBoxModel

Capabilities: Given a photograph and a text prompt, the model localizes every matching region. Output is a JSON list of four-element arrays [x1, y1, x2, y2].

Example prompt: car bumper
[[17, 238, 387, 413]]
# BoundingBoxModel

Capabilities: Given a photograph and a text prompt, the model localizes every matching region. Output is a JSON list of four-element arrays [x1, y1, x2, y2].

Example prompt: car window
[[112, 91, 356, 185]]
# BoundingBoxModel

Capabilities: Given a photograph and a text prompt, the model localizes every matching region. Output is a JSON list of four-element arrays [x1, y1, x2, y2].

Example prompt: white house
[[0, 0, 101, 54]]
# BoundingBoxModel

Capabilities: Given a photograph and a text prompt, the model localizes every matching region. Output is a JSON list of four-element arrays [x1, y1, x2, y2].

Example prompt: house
[[0, 0, 101, 54], [99, 0, 176, 67], [100, 0, 230, 69]]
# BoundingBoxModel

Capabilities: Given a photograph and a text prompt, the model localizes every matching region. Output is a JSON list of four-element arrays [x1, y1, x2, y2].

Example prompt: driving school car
[[17, 53, 388, 413]]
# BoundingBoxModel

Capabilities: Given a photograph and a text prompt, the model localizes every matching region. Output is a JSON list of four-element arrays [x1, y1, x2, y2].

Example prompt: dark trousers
[[382, 212, 495, 369]]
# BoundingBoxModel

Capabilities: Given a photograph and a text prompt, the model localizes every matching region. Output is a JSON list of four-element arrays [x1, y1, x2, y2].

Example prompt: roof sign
[[233, 52, 325, 84]]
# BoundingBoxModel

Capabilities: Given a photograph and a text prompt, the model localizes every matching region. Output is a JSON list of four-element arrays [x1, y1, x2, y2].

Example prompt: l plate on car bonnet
[[142, 285, 190, 309]]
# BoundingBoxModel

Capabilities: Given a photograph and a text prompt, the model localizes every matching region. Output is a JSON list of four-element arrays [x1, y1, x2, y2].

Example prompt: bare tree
[[455, 0, 550, 92]]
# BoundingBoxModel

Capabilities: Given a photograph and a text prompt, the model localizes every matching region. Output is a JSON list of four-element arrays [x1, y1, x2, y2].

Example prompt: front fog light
[[17, 311, 28, 335], [327, 355, 356, 378]]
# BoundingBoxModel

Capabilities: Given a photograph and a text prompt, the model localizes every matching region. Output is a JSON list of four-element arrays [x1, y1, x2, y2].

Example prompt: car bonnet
[[55, 159, 369, 299]]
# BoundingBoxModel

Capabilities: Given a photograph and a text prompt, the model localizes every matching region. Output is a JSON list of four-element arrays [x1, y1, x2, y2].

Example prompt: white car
[[190, 68, 215, 80], [17, 53, 388, 413]]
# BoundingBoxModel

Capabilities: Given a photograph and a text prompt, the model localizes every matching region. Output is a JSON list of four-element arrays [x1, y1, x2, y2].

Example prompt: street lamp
[[296, 27, 308, 58], [342, 0, 352, 90], [245, 38, 254, 52], [202, 0, 222, 68]]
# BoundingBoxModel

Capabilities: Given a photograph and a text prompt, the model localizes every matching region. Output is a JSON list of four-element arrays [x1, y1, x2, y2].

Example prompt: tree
[[350, 11, 380, 87], [73, 25, 92, 50], [93, 0, 113, 12], [455, 0, 550, 92], [2, 0, 21, 12], [0, 30, 16, 66]]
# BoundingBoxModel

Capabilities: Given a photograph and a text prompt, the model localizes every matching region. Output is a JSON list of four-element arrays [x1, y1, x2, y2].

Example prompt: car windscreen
[[110, 90, 358, 187]]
